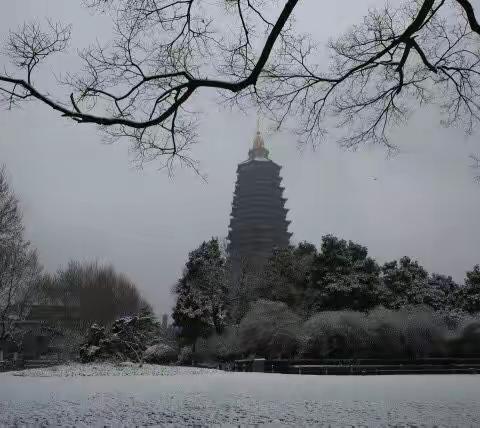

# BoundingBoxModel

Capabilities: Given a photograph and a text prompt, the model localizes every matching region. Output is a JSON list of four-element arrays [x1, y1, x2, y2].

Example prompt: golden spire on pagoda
[[248, 116, 269, 160]]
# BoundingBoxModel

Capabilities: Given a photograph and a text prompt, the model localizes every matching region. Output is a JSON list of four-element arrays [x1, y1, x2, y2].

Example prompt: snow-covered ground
[[1, 364, 480, 426], [7, 362, 218, 377]]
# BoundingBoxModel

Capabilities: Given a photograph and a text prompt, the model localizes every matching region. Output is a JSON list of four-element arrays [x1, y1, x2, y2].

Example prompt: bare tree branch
[[456, 0, 480, 35], [0, 0, 480, 167], [471, 153, 480, 182]]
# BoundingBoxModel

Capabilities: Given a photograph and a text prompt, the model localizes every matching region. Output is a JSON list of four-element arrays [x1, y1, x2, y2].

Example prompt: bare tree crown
[[0, 168, 41, 340], [1, 0, 479, 169]]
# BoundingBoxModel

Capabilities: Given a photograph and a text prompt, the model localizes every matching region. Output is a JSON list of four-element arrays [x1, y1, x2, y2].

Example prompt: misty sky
[[1, 1, 479, 315]]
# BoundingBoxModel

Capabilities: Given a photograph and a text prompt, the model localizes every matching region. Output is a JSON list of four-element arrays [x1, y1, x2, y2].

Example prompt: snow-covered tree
[[172, 238, 228, 349], [460, 265, 480, 313], [380, 257, 428, 309], [426, 273, 460, 310], [0, 167, 41, 343], [227, 257, 263, 325], [309, 235, 382, 312], [227, 241, 317, 321], [0, 166, 22, 244], [258, 242, 316, 314]]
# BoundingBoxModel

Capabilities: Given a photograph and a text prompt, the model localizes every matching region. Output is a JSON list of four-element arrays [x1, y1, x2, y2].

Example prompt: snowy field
[[1, 364, 480, 427], [6, 362, 216, 378]]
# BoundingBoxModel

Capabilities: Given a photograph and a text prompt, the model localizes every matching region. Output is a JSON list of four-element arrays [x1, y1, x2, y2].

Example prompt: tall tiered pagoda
[[227, 128, 291, 274]]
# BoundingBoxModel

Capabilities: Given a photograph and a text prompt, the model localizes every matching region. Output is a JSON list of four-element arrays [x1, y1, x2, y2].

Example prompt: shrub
[[301, 307, 451, 359], [237, 300, 301, 359], [300, 311, 371, 358], [79, 315, 162, 363], [193, 326, 241, 363], [368, 307, 449, 358], [143, 343, 177, 364], [447, 317, 480, 356]]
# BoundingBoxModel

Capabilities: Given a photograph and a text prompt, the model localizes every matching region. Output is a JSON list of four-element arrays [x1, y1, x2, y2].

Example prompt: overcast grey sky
[[1, 1, 479, 314]]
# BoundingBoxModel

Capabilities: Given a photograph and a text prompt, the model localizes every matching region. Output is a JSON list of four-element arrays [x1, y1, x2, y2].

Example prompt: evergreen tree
[[380, 257, 430, 309], [460, 265, 480, 313], [309, 235, 381, 312], [228, 257, 262, 325], [426, 273, 460, 310], [172, 238, 228, 348], [257, 242, 316, 314]]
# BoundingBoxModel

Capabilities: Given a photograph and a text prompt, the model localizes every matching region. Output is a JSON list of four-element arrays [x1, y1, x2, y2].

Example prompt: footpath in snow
[[1, 363, 480, 426]]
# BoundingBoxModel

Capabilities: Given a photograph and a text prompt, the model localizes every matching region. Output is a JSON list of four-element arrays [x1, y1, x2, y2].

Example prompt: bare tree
[[40, 261, 151, 325], [0, 0, 480, 168], [0, 168, 41, 342], [471, 154, 480, 181], [0, 166, 22, 244]]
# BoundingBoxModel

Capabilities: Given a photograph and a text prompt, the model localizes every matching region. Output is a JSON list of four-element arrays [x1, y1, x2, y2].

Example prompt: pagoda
[[227, 126, 291, 274]]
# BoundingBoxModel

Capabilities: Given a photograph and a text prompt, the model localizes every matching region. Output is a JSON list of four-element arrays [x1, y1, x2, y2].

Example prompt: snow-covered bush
[[301, 307, 452, 358], [447, 317, 480, 356], [207, 326, 241, 360], [143, 343, 177, 364], [237, 300, 301, 359], [368, 307, 449, 358], [193, 326, 241, 363], [300, 311, 371, 358], [79, 316, 165, 363]]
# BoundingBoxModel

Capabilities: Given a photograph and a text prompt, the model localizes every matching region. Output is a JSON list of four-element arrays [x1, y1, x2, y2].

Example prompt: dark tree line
[[172, 236, 480, 357], [252, 235, 480, 316], [38, 261, 152, 326]]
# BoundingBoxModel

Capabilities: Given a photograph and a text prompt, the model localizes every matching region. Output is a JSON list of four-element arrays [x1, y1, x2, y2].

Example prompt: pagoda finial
[[248, 116, 269, 160]]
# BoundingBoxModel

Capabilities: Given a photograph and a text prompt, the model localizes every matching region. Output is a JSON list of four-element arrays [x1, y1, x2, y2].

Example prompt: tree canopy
[[0, 167, 41, 341], [309, 235, 382, 313], [172, 238, 228, 346], [174, 234, 480, 335], [38, 261, 151, 325], [461, 264, 480, 313], [1, 1, 479, 168], [172, 234, 480, 360]]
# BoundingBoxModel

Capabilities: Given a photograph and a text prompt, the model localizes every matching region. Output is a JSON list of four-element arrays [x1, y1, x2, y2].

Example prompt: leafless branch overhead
[[0, 0, 480, 166]]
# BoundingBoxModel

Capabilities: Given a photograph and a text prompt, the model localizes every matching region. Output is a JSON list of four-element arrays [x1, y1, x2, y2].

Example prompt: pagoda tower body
[[228, 129, 291, 274]]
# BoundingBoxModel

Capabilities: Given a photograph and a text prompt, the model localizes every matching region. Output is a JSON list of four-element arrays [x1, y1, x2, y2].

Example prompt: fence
[[231, 357, 480, 375]]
